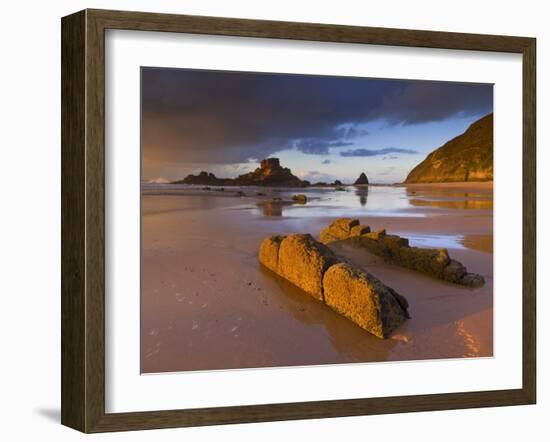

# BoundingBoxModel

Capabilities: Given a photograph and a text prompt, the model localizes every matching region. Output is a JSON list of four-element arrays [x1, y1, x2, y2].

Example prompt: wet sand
[[141, 182, 493, 373]]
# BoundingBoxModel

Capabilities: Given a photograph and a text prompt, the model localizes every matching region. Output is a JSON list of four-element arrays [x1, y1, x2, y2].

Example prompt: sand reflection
[[460, 234, 493, 254], [409, 198, 493, 210], [259, 265, 398, 362], [256, 200, 294, 216]]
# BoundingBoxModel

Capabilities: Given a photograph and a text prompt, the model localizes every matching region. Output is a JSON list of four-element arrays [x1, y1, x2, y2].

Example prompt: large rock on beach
[[292, 194, 307, 204], [258, 234, 285, 273], [277, 234, 338, 301], [320, 218, 360, 243], [320, 218, 485, 288], [323, 263, 409, 338], [258, 233, 410, 337]]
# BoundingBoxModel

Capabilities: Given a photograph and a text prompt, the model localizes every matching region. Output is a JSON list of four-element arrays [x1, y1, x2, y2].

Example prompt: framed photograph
[[61, 9, 536, 433]]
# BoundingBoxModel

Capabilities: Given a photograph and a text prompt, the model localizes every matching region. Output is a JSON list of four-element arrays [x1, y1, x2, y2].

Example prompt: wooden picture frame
[[61, 8, 536, 433]]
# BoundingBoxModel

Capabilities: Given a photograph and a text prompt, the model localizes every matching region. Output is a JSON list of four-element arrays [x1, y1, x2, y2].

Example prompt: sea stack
[[354, 172, 369, 186], [233, 157, 306, 187]]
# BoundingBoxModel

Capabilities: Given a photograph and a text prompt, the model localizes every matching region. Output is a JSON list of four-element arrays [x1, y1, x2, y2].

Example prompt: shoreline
[[144, 180, 494, 189]]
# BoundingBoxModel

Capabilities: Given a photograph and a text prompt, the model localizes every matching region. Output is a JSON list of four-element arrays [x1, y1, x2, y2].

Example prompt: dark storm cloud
[[321, 159, 332, 165], [372, 81, 493, 125], [294, 139, 353, 155], [142, 68, 493, 165], [339, 147, 419, 157], [335, 126, 370, 138]]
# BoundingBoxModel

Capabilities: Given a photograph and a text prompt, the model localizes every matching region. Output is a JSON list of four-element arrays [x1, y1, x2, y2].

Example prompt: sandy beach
[[141, 182, 493, 373]]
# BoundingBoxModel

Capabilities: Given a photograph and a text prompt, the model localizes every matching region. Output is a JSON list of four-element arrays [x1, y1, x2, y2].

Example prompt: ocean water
[[142, 183, 493, 251]]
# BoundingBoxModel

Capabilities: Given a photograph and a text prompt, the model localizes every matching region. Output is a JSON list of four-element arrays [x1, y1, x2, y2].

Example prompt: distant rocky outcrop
[[259, 233, 409, 338], [320, 218, 485, 288], [405, 113, 493, 183], [310, 180, 346, 188], [172, 171, 230, 186], [354, 172, 369, 186], [173, 158, 307, 187], [233, 158, 306, 187]]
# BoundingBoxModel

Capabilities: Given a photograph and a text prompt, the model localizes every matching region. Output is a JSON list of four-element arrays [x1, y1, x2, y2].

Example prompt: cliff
[[404, 113, 493, 183]]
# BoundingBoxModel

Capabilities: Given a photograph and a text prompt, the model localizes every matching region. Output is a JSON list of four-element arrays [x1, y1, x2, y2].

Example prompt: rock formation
[[405, 113, 493, 183], [276, 234, 339, 301], [233, 158, 306, 187], [259, 233, 409, 338], [172, 171, 230, 186], [320, 218, 484, 288], [354, 172, 369, 186], [323, 263, 409, 338], [173, 158, 307, 187], [292, 194, 307, 204], [310, 180, 345, 187], [319, 218, 370, 242]]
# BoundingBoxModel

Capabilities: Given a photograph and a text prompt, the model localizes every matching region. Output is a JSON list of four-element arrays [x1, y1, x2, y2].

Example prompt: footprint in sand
[[456, 320, 481, 357]]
